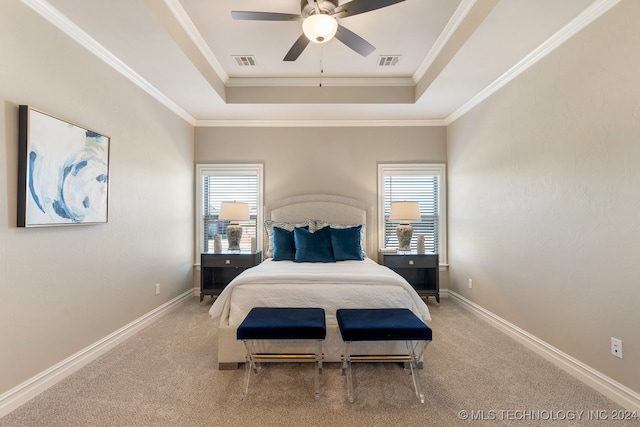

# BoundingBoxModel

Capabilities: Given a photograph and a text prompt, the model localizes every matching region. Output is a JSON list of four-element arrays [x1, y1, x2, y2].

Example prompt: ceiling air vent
[[378, 55, 400, 67], [233, 55, 257, 66]]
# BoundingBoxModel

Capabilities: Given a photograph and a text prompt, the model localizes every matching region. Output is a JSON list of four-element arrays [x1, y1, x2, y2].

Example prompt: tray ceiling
[[28, 0, 620, 126]]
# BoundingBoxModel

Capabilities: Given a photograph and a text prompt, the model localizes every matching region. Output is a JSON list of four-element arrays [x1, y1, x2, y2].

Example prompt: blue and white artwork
[[20, 107, 110, 226]]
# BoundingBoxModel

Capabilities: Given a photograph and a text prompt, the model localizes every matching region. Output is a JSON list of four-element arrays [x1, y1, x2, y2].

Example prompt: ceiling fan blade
[[283, 33, 311, 61], [335, 25, 375, 57], [334, 0, 405, 18], [231, 11, 302, 21]]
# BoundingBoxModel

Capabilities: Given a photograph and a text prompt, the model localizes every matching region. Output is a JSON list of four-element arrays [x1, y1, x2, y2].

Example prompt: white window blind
[[196, 164, 263, 256], [378, 164, 447, 261]]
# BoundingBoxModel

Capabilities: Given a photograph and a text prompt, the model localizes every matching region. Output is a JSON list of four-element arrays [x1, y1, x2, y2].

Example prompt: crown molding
[[163, 0, 229, 82], [195, 119, 446, 128], [21, 0, 196, 125], [22, 0, 622, 128], [225, 77, 415, 88], [446, 0, 622, 125], [413, 0, 476, 82]]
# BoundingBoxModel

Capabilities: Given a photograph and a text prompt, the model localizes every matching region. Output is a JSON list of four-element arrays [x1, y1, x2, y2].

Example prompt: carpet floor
[[0, 297, 635, 426]]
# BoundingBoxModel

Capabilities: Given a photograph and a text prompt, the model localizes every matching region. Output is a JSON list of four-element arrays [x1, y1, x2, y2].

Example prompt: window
[[196, 164, 263, 258], [378, 164, 447, 264]]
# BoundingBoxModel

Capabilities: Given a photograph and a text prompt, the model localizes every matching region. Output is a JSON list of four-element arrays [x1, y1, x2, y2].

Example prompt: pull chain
[[319, 46, 324, 87]]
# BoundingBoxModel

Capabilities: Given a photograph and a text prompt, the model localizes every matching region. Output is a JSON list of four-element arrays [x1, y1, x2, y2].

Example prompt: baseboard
[[448, 290, 640, 412], [0, 290, 193, 418]]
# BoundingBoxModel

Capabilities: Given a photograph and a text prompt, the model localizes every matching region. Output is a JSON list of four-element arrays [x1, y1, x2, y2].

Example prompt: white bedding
[[209, 257, 431, 327]]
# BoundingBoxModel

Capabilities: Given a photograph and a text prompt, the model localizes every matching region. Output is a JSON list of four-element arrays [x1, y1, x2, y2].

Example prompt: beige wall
[[195, 126, 447, 257], [447, 0, 639, 393], [5, 0, 637, 411], [0, 1, 194, 394]]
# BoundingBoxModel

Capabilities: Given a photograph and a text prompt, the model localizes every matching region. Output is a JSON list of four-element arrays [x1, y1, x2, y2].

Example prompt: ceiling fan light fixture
[[302, 14, 338, 44]]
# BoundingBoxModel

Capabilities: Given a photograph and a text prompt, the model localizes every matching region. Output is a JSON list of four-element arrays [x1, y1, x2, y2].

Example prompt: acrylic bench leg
[[343, 342, 355, 403], [240, 341, 259, 400], [314, 339, 323, 400], [407, 340, 429, 404]]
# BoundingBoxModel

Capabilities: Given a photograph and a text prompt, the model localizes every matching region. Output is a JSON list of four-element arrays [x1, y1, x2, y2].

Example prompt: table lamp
[[389, 201, 421, 251], [219, 201, 249, 251]]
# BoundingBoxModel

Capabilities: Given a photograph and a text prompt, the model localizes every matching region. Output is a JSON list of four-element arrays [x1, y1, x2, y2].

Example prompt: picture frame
[[17, 105, 110, 227]]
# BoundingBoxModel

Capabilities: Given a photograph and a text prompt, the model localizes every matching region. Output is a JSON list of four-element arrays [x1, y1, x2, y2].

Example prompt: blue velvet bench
[[237, 307, 326, 400], [336, 308, 433, 403]]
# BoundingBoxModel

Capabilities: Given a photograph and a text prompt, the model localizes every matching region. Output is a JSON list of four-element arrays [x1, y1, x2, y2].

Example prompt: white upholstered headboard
[[265, 194, 372, 255]]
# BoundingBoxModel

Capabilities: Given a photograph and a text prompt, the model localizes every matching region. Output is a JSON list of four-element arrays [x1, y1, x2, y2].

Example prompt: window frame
[[377, 163, 447, 265], [195, 163, 264, 262]]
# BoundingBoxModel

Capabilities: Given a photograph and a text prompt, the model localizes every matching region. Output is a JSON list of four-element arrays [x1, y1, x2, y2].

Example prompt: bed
[[209, 194, 431, 369]]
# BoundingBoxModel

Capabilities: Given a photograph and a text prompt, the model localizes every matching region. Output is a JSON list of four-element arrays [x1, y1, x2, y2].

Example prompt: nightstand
[[381, 252, 439, 303], [200, 251, 262, 301]]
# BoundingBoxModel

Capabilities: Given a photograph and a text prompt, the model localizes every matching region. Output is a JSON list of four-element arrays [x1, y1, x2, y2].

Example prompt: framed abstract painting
[[17, 105, 110, 227]]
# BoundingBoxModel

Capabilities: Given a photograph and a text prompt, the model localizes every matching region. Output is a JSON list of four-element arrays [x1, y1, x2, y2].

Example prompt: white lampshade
[[389, 201, 421, 224], [390, 201, 420, 252], [219, 202, 249, 223], [302, 14, 338, 44], [219, 202, 249, 251]]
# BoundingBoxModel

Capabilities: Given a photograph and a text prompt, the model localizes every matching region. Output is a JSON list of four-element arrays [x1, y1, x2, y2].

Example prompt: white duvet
[[208, 257, 431, 327]]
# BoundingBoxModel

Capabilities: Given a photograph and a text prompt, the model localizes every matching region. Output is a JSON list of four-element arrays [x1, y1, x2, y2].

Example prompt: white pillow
[[264, 220, 312, 258]]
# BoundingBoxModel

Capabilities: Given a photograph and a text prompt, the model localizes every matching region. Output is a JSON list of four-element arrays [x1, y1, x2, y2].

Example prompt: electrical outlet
[[468, 278, 473, 289], [155, 283, 160, 295], [611, 337, 622, 358]]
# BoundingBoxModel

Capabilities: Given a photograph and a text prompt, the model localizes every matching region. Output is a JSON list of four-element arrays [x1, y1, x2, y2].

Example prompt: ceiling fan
[[231, 0, 406, 61]]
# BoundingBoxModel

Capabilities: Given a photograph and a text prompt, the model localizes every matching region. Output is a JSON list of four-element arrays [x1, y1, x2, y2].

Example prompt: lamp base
[[396, 223, 413, 251], [227, 224, 243, 251]]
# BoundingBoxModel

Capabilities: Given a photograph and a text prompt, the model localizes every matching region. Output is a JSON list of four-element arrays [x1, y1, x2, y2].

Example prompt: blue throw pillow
[[330, 225, 364, 261], [294, 226, 335, 263], [272, 225, 308, 261]]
